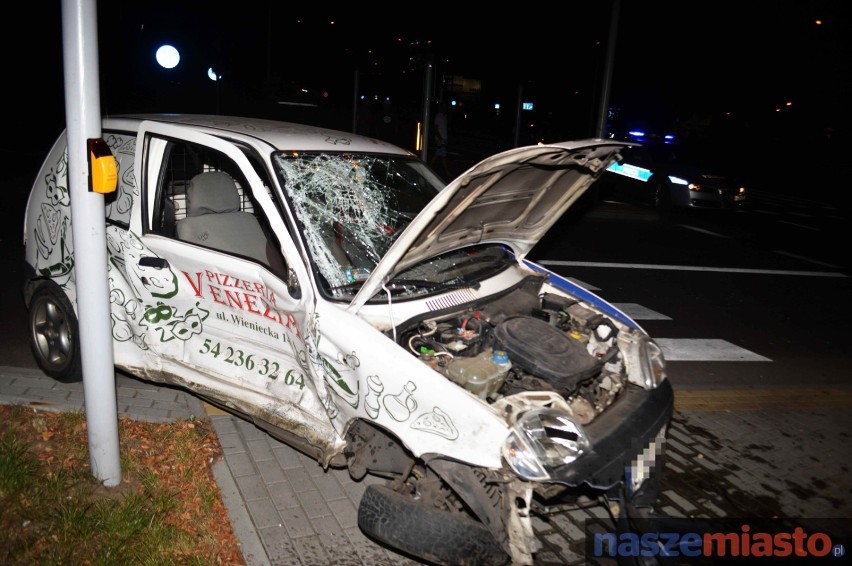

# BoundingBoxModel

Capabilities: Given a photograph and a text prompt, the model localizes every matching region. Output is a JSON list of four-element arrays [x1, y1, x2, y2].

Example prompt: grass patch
[[0, 404, 244, 565]]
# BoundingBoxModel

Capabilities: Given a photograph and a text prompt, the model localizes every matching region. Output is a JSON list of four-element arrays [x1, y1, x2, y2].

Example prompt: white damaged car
[[23, 114, 673, 565]]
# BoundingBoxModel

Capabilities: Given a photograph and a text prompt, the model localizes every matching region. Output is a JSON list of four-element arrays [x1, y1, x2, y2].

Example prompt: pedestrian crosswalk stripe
[[548, 272, 771, 363], [612, 303, 671, 320], [656, 338, 771, 362], [565, 277, 599, 290]]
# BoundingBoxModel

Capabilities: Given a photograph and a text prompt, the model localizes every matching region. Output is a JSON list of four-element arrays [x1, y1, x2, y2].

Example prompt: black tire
[[358, 484, 509, 566], [653, 181, 672, 212], [27, 283, 83, 383]]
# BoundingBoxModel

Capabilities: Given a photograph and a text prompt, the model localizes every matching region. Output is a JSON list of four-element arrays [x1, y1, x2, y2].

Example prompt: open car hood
[[349, 139, 630, 311]]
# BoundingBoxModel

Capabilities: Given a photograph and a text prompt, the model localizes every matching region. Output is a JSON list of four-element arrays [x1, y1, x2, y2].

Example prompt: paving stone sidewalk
[[2, 365, 850, 565]]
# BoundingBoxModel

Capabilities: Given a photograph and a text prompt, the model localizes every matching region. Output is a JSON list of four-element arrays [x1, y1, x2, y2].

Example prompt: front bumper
[[546, 379, 674, 490], [686, 187, 746, 209]]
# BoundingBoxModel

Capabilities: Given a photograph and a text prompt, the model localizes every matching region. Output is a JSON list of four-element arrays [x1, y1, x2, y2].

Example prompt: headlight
[[642, 339, 667, 389], [502, 409, 590, 481], [618, 332, 667, 390], [668, 175, 688, 185]]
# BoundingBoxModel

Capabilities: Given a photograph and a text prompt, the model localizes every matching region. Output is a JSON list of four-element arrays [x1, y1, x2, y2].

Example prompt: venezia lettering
[[182, 270, 298, 331]]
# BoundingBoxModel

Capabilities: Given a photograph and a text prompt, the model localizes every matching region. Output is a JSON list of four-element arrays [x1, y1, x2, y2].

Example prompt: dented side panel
[[310, 302, 510, 468]]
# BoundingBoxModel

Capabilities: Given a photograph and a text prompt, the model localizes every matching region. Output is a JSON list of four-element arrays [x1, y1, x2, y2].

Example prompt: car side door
[[116, 121, 328, 424]]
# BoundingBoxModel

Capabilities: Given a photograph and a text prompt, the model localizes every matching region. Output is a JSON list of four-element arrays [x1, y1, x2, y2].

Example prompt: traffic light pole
[[61, 0, 121, 487]]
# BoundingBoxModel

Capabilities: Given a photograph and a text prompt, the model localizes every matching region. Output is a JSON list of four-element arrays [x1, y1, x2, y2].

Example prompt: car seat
[[176, 171, 271, 265]]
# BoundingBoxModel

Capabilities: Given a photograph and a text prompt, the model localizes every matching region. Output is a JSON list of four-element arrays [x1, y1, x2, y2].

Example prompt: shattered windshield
[[273, 152, 444, 299]]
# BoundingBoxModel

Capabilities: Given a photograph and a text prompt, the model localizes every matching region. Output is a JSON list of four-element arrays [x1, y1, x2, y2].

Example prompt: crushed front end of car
[[348, 263, 673, 565], [289, 140, 677, 565]]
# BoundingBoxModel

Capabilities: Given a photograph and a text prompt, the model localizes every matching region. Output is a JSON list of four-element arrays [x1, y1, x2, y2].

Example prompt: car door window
[[148, 138, 288, 279]]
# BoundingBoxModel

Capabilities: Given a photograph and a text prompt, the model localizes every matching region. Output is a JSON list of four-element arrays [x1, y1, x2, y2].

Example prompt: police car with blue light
[[601, 134, 747, 212]]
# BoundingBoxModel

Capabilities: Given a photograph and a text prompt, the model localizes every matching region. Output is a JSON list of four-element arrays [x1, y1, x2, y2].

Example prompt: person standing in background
[[430, 102, 451, 178]]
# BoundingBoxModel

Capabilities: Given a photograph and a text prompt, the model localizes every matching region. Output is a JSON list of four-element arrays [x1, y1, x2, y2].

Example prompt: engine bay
[[396, 276, 630, 425]]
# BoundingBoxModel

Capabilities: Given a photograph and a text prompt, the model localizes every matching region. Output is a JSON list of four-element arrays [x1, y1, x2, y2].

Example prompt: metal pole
[[595, 0, 621, 138], [514, 83, 523, 148], [421, 61, 434, 161], [61, 0, 121, 487], [352, 67, 359, 133]]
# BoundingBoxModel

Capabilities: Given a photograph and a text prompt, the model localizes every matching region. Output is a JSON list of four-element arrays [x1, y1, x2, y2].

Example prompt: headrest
[[185, 172, 241, 216]]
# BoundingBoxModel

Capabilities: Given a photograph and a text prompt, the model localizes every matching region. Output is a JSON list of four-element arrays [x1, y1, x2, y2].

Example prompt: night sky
[[3, 1, 850, 183]]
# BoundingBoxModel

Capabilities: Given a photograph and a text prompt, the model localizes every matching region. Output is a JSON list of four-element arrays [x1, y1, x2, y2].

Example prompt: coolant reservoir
[[446, 349, 512, 399]]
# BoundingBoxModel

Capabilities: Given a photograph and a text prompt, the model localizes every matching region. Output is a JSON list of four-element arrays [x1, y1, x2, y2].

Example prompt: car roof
[[103, 113, 414, 156]]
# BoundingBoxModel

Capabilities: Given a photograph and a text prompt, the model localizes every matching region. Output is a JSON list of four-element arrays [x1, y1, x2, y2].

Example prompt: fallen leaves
[[0, 404, 246, 565]]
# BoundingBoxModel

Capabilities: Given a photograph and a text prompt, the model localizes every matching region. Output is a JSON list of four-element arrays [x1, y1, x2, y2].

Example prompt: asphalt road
[[529, 189, 852, 394]]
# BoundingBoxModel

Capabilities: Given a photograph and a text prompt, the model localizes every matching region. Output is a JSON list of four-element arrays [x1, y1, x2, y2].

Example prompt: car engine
[[397, 276, 627, 425]]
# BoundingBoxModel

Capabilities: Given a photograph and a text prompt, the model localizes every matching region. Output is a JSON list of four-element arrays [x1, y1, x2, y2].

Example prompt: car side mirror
[[287, 269, 301, 299]]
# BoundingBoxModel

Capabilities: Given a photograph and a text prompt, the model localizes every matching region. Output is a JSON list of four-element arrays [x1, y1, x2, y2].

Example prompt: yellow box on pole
[[88, 138, 117, 194]]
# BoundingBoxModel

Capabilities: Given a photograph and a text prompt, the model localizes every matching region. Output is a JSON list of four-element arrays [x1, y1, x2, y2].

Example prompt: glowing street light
[[155, 44, 180, 69]]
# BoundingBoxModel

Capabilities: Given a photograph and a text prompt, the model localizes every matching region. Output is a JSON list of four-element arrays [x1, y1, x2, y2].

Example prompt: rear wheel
[[28, 283, 83, 383], [652, 181, 677, 219], [358, 483, 509, 566]]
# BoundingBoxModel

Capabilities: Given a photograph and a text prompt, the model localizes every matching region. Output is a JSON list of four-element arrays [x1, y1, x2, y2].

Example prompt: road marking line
[[677, 224, 731, 238], [779, 219, 821, 231], [539, 260, 847, 278], [656, 338, 771, 362], [772, 250, 840, 268], [675, 388, 852, 412]]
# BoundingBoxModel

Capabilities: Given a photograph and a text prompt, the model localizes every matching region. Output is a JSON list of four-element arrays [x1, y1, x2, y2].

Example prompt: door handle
[[139, 256, 170, 269]]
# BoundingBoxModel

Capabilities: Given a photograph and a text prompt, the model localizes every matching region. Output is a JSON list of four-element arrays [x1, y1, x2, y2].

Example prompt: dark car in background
[[599, 142, 748, 213]]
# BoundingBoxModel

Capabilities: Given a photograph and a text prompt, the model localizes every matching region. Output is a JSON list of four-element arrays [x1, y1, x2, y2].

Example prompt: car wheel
[[28, 283, 83, 383], [358, 483, 509, 566], [653, 182, 673, 214]]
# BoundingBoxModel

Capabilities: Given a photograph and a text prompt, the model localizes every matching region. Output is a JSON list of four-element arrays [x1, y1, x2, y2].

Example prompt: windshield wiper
[[328, 281, 364, 294], [385, 278, 481, 293], [438, 254, 516, 274]]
